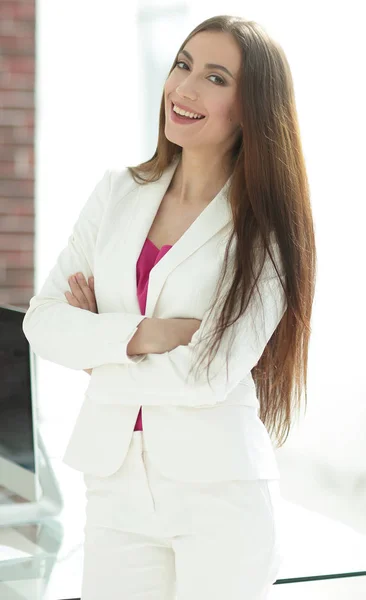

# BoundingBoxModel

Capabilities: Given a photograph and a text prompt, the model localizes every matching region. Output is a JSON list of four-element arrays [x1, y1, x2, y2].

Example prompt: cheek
[[165, 71, 180, 91], [164, 77, 180, 107], [226, 102, 240, 123], [211, 102, 237, 126], [164, 78, 172, 97], [164, 75, 173, 97]]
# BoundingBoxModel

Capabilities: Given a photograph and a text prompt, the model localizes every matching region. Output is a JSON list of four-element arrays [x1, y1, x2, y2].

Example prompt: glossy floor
[[0, 420, 365, 599]]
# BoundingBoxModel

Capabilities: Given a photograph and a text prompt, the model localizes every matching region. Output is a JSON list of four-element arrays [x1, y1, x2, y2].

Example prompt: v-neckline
[[146, 237, 172, 252]]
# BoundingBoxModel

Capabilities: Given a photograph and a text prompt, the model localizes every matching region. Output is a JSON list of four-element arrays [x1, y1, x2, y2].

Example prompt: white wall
[[35, 0, 144, 429]]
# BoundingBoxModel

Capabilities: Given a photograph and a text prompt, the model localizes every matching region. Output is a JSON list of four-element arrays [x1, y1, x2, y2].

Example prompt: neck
[[169, 153, 233, 207]]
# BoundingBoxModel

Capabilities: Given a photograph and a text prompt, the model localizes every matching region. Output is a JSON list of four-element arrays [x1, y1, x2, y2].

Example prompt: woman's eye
[[175, 60, 187, 69], [209, 74, 225, 85], [175, 60, 225, 86]]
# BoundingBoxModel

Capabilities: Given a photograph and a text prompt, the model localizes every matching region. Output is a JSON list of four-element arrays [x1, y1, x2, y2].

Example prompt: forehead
[[182, 31, 241, 71]]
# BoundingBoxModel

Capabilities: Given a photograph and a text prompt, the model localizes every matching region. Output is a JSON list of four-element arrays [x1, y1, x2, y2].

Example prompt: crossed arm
[[83, 316, 149, 375], [83, 315, 200, 375], [64, 271, 165, 376]]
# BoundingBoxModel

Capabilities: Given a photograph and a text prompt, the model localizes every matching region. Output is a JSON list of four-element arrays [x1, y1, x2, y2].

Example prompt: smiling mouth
[[171, 101, 206, 120]]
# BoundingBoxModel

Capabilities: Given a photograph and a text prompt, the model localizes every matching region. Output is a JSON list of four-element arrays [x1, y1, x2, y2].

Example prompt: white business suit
[[23, 155, 288, 598], [22, 153, 287, 483]]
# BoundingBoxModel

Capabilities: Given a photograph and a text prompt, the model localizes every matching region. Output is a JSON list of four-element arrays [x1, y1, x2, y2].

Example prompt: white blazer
[[23, 155, 287, 482]]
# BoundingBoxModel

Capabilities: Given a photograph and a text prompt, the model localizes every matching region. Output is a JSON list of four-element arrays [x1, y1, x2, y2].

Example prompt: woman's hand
[[65, 272, 98, 314], [127, 317, 202, 356], [65, 272, 97, 375], [155, 318, 202, 354]]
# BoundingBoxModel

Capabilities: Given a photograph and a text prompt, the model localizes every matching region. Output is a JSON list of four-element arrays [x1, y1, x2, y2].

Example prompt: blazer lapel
[[115, 155, 234, 318]]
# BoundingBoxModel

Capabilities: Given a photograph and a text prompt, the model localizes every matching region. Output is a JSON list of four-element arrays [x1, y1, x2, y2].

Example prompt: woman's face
[[164, 31, 242, 153]]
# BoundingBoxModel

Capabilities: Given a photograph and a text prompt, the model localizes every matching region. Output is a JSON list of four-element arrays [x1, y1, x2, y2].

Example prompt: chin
[[164, 126, 183, 147]]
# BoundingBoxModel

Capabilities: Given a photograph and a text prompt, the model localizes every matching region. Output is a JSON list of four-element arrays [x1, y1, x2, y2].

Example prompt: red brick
[[0, 3, 35, 21], [1, 56, 35, 74], [0, 19, 34, 39], [13, 125, 34, 143], [0, 151, 33, 177], [0, 33, 34, 54], [0, 144, 33, 164], [0, 90, 35, 109], [0, 127, 34, 144], [0, 287, 34, 307], [0, 161, 15, 177], [0, 108, 29, 126], [0, 214, 34, 232], [0, 127, 17, 144], [5, 268, 34, 286], [0, 233, 34, 251], [0, 109, 35, 128], [0, 144, 17, 160], [0, 197, 34, 215], [0, 179, 34, 197], [1, 251, 34, 268], [0, 71, 34, 90]]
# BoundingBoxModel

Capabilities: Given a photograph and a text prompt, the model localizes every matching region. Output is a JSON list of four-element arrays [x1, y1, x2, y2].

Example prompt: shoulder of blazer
[[109, 166, 141, 205]]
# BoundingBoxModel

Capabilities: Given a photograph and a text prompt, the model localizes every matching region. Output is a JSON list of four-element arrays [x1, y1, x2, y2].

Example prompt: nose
[[176, 89, 197, 103], [176, 79, 198, 101]]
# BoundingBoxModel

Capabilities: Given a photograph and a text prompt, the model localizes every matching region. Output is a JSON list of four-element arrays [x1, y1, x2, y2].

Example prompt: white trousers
[[81, 431, 284, 600]]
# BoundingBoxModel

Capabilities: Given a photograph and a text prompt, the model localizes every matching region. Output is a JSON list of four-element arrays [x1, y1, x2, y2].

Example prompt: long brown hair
[[127, 15, 317, 448]]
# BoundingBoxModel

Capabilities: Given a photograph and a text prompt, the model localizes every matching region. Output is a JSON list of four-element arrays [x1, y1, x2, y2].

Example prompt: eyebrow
[[180, 49, 235, 80]]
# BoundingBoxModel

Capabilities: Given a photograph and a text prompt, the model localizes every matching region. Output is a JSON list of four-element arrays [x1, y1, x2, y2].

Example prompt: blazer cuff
[[22, 302, 148, 369]]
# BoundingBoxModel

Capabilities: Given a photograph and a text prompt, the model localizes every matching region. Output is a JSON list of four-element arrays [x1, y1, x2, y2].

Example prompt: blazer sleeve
[[86, 242, 288, 407], [22, 169, 148, 369]]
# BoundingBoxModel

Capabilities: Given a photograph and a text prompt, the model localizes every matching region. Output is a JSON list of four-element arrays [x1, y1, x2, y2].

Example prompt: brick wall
[[0, 1, 35, 309]]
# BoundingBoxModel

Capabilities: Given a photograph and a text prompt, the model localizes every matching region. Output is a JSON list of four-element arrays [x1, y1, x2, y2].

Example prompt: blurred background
[[0, 0, 365, 598]]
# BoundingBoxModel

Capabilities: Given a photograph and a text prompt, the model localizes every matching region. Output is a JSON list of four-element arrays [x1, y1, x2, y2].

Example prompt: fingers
[[67, 273, 97, 312], [65, 290, 80, 308], [89, 276, 95, 294]]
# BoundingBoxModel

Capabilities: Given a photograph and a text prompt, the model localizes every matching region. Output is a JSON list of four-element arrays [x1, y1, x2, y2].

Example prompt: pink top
[[133, 237, 173, 430]]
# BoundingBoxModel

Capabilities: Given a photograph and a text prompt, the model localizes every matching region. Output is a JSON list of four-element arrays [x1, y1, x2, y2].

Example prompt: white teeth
[[173, 103, 204, 119]]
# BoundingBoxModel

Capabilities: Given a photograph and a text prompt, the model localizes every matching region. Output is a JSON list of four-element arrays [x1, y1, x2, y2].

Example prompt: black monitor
[[0, 304, 41, 503]]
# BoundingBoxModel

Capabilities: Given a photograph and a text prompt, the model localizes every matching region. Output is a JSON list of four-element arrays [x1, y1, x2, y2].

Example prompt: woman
[[24, 14, 316, 600]]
